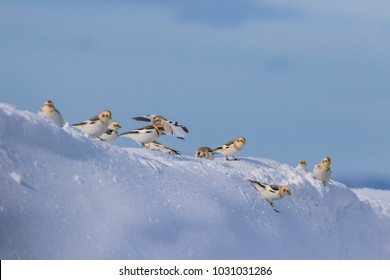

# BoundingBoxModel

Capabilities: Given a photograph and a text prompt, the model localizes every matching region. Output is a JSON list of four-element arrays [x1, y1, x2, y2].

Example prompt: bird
[[313, 157, 332, 185], [120, 123, 165, 146], [132, 114, 189, 140], [72, 110, 112, 138], [99, 121, 122, 144], [194, 146, 215, 160], [296, 160, 307, 171], [247, 179, 291, 213], [38, 100, 64, 126], [214, 137, 246, 160], [144, 141, 180, 155]]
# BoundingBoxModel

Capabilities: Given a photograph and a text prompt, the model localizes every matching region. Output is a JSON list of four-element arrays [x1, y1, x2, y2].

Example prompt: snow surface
[[0, 102, 390, 260]]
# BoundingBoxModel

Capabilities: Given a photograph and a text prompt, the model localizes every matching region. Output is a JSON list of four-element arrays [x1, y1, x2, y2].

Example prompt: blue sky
[[1, 0, 390, 186]]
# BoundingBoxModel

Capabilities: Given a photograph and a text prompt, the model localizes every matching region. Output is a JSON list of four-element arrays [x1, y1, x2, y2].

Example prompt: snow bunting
[[313, 157, 332, 185], [194, 146, 215, 160], [214, 137, 246, 160], [72, 110, 112, 138], [133, 114, 189, 140], [144, 141, 180, 155], [247, 179, 291, 213], [296, 160, 307, 171], [38, 100, 64, 126], [120, 123, 165, 146], [99, 121, 121, 144]]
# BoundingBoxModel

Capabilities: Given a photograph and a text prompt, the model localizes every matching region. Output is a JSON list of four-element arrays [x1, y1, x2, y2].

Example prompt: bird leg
[[226, 156, 239, 161], [270, 202, 280, 213]]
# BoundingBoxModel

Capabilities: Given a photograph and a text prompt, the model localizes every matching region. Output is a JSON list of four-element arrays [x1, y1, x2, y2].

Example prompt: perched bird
[[132, 114, 189, 140], [72, 110, 112, 138], [313, 157, 332, 185], [247, 179, 291, 213], [120, 123, 165, 146], [296, 160, 308, 171], [144, 141, 180, 155], [194, 146, 215, 160], [214, 137, 246, 161], [38, 100, 64, 126], [99, 121, 122, 144]]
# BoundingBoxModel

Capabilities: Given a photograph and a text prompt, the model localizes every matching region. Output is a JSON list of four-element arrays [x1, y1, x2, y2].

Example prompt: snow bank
[[0, 102, 389, 259]]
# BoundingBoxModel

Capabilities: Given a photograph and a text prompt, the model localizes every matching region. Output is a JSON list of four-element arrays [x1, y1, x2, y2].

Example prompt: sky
[[1, 0, 390, 184]]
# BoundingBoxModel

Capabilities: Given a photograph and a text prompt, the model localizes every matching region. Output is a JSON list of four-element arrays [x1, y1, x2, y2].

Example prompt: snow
[[353, 188, 390, 218], [0, 102, 389, 260]]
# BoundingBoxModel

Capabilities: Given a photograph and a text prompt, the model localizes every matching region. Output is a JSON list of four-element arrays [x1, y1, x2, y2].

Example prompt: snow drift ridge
[[0, 102, 389, 259]]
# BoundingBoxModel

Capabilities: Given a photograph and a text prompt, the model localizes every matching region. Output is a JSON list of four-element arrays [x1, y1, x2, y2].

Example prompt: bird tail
[[71, 122, 85, 127], [247, 179, 267, 191], [247, 179, 258, 190]]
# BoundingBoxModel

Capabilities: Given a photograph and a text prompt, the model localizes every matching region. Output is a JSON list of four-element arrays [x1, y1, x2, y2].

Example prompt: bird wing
[[120, 125, 156, 135], [104, 129, 115, 135], [72, 115, 99, 127], [214, 141, 232, 152], [145, 141, 180, 155], [258, 183, 278, 194], [72, 120, 88, 127], [213, 146, 222, 152], [161, 144, 180, 155], [88, 115, 100, 123], [268, 185, 280, 192], [224, 140, 234, 146], [247, 180, 278, 193], [166, 120, 188, 139], [133, 115, 188, 139], [247, 179, 263, 191], [132, 115, 157, 122]]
